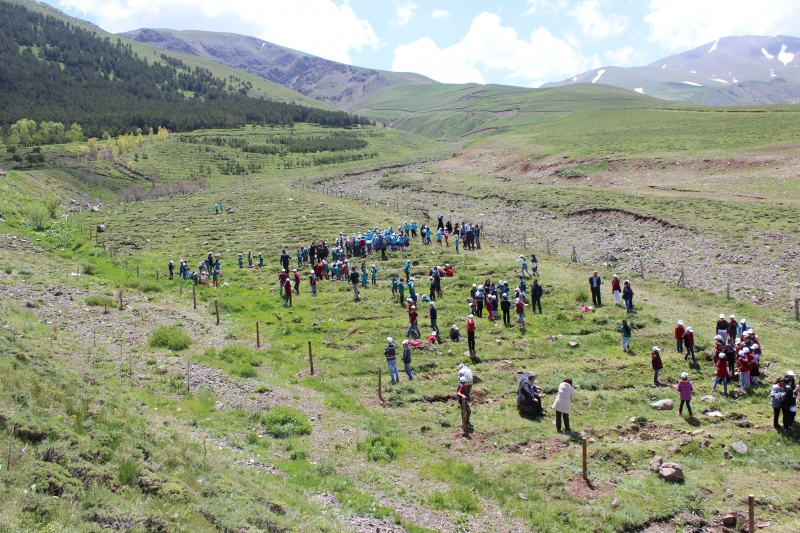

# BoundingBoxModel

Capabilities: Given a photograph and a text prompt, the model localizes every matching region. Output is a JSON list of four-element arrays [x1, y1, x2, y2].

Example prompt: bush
[[574, 288, 590, 304], [43, 196, 61, 218], [230, 362, 257, 378], [26, 205, 50, 231], [262, 408, 312, 438], [428, 488, 479, 513], [357, 435, 403, 463], [125, 279, 161, 293], [149, 326, 191, 351], [30, 461, 81, 496], [86, 296, 116, 307], [219, 345, 261, 366], [117, 459, 139, 487]]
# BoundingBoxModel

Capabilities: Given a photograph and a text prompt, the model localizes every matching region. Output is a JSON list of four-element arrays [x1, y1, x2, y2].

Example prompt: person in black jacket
[[780, 375, 797, 435], [517, 373, 543, 417], [349, 270, 360, 301], [280, 249, 290, 273], [531, 279, 543, 314], [589, 271, 602, 307], [500, 295, 511, 325], [401, 340, 413, 380]]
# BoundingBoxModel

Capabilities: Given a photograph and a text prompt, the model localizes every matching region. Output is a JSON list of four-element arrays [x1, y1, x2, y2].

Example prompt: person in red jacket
[[278, 270, 288, 295], [611, 274, 621, 306], [406, 306, 421, 338], [737, 348, 752, 390], [466, 314, 476, 354], [485, 296, 494, 321], [683, 326, 695, 363], [713, 352, 729, 395], [651, 347, 663, 386], [674, 320, 685, 354], [283, 279, 292, 307], [293, 269, 301, 294]]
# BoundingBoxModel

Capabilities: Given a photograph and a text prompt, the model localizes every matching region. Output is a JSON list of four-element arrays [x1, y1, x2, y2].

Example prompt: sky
[[42, 0, 800, 87]]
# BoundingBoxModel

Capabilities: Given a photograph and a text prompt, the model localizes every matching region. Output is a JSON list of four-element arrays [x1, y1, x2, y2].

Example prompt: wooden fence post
[[378, 368, 383, 402], [156, 270, 159, 281], [546, 239, 551, 255], [727, 283, 730, 300], [136, 266, 140, 278], [192, 284, 197, 310], [795, 299, 799, 322], [748, 494, 755, 533], [215, 299, 220, 325], [582, 437, 588, 480], [308, 341, 314, 376], [640, 260, 645, 279], [187, 358, 191, 393], [256, 322, 260, 348]]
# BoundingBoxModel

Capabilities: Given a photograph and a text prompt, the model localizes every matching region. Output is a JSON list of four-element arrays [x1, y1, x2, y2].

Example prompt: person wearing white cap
[[674, 320, 685, 354], [515, 297, 528, 328], [651, 347, 663, 386], [466, 315, 476, 355], [168, 260, 175, 279], [518, 255, 531, 278], [449, 325, 463, 342], [457, 376, 473, 429], [737, 348, 752, 391], [458, 363, 474, 400], [384, 337, 399, 384], [713, 352, 730, 395], [683, 327, 696, 363], [716, 314, 729, 343], [727, 315, 739, 340], [427, 330, 439, 344], [677, 372, 694, 418], [611, 274, 621, 306], [738, 318, 751, 337]]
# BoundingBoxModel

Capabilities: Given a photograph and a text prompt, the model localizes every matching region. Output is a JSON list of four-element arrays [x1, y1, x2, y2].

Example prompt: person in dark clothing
[[168, 260, 174, 280], [349, 270, 360, 300], [437, 215, 444, 231], [401, 340, 413, 380], [280, 250, 290, 273], [500, 295, 511, 325], [779, 375, 797, 435], [531, 279, 543, 314], [589, 271, 602, 307], [517, 373, 543, 417], [724, 339, 737, 378], [446, 220, 453, 234]]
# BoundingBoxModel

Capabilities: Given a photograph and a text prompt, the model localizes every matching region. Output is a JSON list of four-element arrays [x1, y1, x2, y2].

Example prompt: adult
[[716, 314, 729, 343], [437, 215, 444, 231], [449, 325, 463, 342], [428, 302, 439, 334], [589, 271, 602, 307], [531, 279, 543, 314], [384, 337, 399, 384], [501, 295, 512, 325], [280, 249, 290, 273], [684, 327, 696, 363], [779, 374, 797, 435], [457, 377, 473, 429], [552, 378, 576, 433], [622, 280, 634, 313], [349, 269, 360, 301], [517, 373, 543, 417], [771, 378, 787, 431], [400, 341, 412, 381], [474, 224, 481, 249], [620, 319, 632, 352], [674, 320, 685, 354], [611, 274, 621, 306], [466, 315, 476, 354], [651, 347, 663, 385], [458, 363, 473, 400]]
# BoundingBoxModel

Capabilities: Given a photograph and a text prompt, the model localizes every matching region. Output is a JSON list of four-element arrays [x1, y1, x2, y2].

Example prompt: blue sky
[[44, 0, 800, 86]]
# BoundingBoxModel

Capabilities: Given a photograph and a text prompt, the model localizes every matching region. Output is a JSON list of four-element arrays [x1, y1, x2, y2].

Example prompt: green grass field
[[1, 142, 799, 531]]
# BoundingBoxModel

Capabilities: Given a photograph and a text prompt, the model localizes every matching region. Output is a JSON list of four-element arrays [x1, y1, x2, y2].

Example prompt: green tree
[[64, 123, 83, 143]]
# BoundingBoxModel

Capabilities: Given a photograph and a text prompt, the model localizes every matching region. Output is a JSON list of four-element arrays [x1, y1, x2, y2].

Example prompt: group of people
[[168, 252, 222, 287], [589, 271, 635, 312]]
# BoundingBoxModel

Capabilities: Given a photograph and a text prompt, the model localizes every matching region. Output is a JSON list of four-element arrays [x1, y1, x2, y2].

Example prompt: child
[[293, 269, 301, 294], [371, 264, 377, 285], [738, 348, 751, 391], [391, 276, 398, 296], [515, 298, 528, 328], [530, 254, 538, 276], [238, 253, 244, 269], [398, 282, 405, 304], [683, 326, 696, 363], [361, 269, 368, 288], [212, 267, 219, 288], [427, 330, 438, 344], [677, 372, 694, 418], [651, 347, 663, 385], [455, 234, 460, 252]]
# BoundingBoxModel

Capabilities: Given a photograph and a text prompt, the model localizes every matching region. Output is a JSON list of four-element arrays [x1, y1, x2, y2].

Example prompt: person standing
[[397, 280, 405, 305], [531, 279, 543, 314], [651, 347, 663, 385], [407, 306, 421, 338], [466, 315, 476, 355], [280, 249, 290, 273], [212, 266, 219, 288], [677, 372, 694, 418], [515, 298, 528, 328], [401, 340, 413, 380], [552, 378, 576, 433], [622, 280, 634, 313], [458, 363, 473, 399], [428, 302, 439, 334], [293, 269, 301, 294], [407, 277, 417, 304], [779, 375, 797, 435], [238, 253, 244, 269], [684, 327, 696, 363], [620, 319, 632, 352], [384, 337, 399, 384], [611, 274, 621, 306], [728, 314, 739, 340], [309, 272, 318, 296], [770, 377, 787, 431], [474, 286, 484, 318], [457, 377, 473, 429], [349, 269, 360, 301], [283, 279, 292, 307], [371, 264, 377, 285], [258, 253, 264, 267], [716, 314, 729, 343], [247, 249, 253, 268], [674, 320, 685, 353], [713, 353, 729, 395], [589, 271, 602, 307], [168, 260, 175, 280], [530, 254, 538, 276], [737, 349, 752, 391], [501, 295, 512, 325]]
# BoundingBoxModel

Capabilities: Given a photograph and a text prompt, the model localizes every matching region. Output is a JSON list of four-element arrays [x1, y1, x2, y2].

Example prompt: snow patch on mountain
[[572, 76, 578, 82], [682, 81, 702, 86], [710, 78, 729, 83], [762, 48, 774, 60], [778, 44, 794, 66], [708, 38, 720, 53], [661, 64, 666, 69], [591, 69, 606, 83], [634, 87, 644, 94]]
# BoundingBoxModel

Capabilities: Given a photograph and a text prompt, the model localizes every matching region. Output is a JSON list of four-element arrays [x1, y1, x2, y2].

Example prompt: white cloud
[[392, 12, 593, 87], [525, 0, 568, 15], [391, 1, 417, 27], [645, 0, 800, 52], [55, 0, 381, 64], [604, 45, 641, 66], [568, 0, 628, 39], [431, 9, 451, 19]]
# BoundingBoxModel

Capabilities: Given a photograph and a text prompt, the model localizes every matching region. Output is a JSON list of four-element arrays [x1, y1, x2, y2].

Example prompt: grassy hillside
[[1, 127, 800, 532]]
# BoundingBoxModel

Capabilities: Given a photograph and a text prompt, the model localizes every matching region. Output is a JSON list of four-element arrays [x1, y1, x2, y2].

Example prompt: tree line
[[181, 131, 370, 154], [0, 2, 372, 139]]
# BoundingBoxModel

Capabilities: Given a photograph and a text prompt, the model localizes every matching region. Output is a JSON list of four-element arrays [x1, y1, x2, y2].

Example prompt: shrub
[[86, 296, 116, 307], [262, 407, 312, 438], [230, 362, 257, 378], [43, 196, 61, 218], [574, 288, 590, 304], [149, 326, 191, 351], [26, 205, 50, 231], [117, 459, 139, 487], [219, 345, 261, 366], [30, 461, 81, 496], [428, 488, 479, 513], [357, 435, 403, 463]]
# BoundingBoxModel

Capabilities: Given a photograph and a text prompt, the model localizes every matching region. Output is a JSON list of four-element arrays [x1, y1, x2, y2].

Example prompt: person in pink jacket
[[677, 372, 694, 418]]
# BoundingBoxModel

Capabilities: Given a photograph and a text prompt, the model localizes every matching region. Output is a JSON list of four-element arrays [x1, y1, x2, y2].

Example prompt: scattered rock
[[724, 450, 734, 460], [650, 399, 673, 410], [702, 439, 711, 448], [549, 336, 558, 341], [649, 455, 663, 472], [26, 301, 37, 308], [722, 515, 737, 527], [691, 429, 704, 436], [730, 441, 748, 454], [730, 388, 748, 399], [658, 462, 684, 482], [612, 497, 621, 508], [699, 395, 715, 402], [568, 341, 579, 348]]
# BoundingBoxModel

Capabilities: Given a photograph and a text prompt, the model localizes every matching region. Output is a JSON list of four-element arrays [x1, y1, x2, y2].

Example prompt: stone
[[724, 450, 734, 460], [730, 388, 748, 399], [722, 515, 737, 527], [550, 336, 558, 341], [650, 399, 674, 410], [730, 441, 748, 454], [26, 301, 37, 308], [702, 439, 711, 448], [649, 455, 663, 472], [691, 429, 704, 436], [658, 462, 684, 482], [612, 497, 621, 508], [568, 341, 579, 347], [699, 395, 715, 402]]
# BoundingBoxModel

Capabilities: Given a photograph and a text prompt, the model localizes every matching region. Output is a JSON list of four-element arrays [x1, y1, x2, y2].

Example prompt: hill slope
[[543, 35, 800, 104], [121, 28, 435, 111]]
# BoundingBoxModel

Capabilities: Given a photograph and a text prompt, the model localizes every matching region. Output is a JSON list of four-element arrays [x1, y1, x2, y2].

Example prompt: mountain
[[0, 0, 370, 137], [543, 35, 800, 104], [120, 28, 435, 111]]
